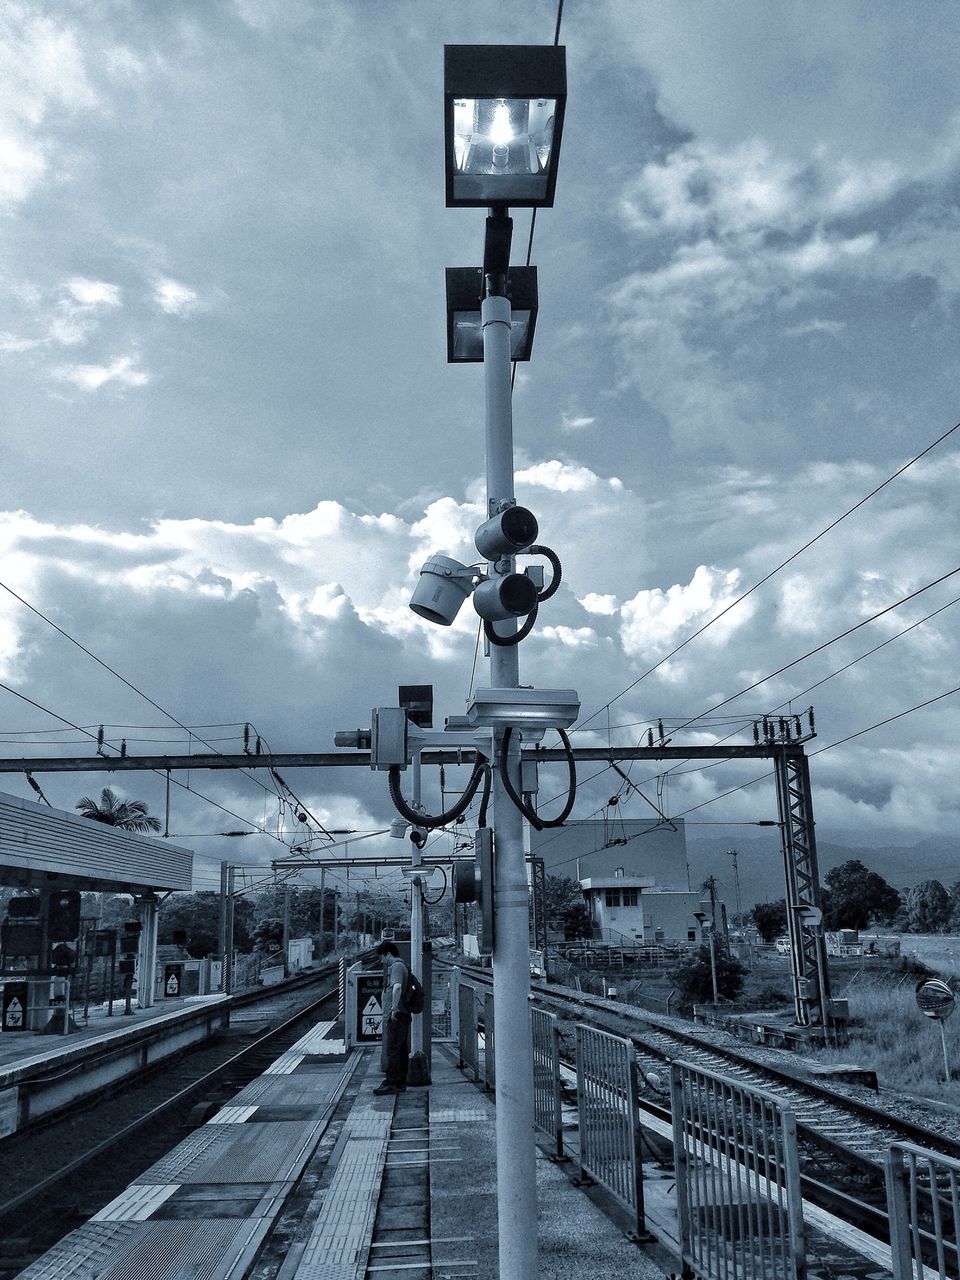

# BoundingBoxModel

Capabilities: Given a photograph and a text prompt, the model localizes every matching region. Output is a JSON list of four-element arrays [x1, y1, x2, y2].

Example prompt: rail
[[670, 1059, 806, 1280], [575, 1022, 646, 1237], [886, 1141, 960, 1280]]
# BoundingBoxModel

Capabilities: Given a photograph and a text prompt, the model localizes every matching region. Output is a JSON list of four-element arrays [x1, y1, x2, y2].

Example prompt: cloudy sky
[[2, 1, 959, 898]]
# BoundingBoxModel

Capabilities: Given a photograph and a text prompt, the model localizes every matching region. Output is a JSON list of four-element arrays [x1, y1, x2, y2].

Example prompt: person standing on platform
[[373, 940, 410, 1095]]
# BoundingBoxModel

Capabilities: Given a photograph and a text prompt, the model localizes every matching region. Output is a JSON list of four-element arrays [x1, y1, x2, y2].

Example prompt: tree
[[670, 945, 747, 1006], [76, 787, 161, 832], [544, 875, 593, 941], [906, 880, 951, 933], [821, 859, 900, 930], [158, 891, 254, 957], [948, 881, 960, 933], [752, 900, 787, 943]]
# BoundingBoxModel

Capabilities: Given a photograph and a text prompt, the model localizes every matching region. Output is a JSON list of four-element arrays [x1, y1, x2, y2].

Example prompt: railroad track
[[0, 964, 349, 1278], [445, 960, 960, 1173]]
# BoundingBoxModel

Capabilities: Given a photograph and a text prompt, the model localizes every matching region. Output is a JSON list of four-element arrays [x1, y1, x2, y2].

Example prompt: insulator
[[778, 717, 786, 739], [243, 722, 250, 751], [753, 721, 760, 744], [608, 796, 619, 807], [794, 716, 802, 737], [297, 811, 308, 823], [657, 719, 665, 742], [647, 729, 654, 747], [762, 716, 770, 740], [785, 719, 793, 739], [120, 739, 127, 757], [255, 736, 262, 755], [96, 725, 104, 751], [808, 707, 816, 733]]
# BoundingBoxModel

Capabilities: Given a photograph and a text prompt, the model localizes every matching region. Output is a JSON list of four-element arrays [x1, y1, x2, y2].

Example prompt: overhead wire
[[573, 418, 960, 735]]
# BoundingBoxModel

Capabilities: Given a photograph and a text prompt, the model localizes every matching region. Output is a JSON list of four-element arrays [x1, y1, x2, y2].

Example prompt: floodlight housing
[[473, 573, 539, 622], [445, 267, 538, 362], [410, 555, 479, 626], [444, 44, 566, 208]]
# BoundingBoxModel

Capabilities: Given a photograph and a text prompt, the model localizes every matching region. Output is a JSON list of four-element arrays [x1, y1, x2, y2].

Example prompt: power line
[[574, 419, 960, 734]]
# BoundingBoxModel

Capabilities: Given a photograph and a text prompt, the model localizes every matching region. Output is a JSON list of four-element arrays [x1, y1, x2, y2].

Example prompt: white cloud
[[538, 625, 598, 649], [561, 413, 597, 433], [0, 126, 46, 207], [619, 565, 753, 660], [54, 355, 149, 391], [66, 278, 121, 308], [515, 460, 601, 492], [579, 592, 620, 616], [153, 278, 199, 316]]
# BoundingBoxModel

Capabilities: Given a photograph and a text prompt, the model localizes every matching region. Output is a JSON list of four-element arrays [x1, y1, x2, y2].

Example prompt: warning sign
[[2, 984, 26, 1031], [356, 972, 384, 1042], [164, 964, 183, 998]]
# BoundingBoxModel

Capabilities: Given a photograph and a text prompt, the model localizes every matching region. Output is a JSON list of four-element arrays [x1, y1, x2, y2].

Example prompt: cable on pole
[[498, 726, 576, 830], [388, 756, 489, 830]]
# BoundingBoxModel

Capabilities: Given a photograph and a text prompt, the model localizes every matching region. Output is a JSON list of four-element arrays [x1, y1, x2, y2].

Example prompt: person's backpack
[[404, 970, 425, 1014]]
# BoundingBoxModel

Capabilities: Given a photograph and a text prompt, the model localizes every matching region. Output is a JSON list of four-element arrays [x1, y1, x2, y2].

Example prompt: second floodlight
[[475, 505, 538, 559], [409, 555, 479, 626], [445, 267, 538, 362]]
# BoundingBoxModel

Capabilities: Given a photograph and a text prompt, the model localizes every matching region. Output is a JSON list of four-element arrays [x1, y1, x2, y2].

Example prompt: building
[[580, 870, 717, 945]]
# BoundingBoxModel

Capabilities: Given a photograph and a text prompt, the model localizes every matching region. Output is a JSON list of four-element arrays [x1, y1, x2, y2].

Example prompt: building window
[[687, 928, 697, 941], [604, 890, 621, 908], [622, 890, 638, 907]]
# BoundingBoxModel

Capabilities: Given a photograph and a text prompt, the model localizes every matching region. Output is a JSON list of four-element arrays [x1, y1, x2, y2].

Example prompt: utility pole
[[726, 849, 743, 926], [218, 863, 235, 995]]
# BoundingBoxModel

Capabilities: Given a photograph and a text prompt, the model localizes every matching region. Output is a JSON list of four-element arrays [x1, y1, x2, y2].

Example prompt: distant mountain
[[685, 832, 959, 909]]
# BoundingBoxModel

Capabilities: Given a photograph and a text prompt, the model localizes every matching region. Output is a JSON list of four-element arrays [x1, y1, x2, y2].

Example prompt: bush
[[754, 984, 790, 1009], [669, 946, 747, 1007]]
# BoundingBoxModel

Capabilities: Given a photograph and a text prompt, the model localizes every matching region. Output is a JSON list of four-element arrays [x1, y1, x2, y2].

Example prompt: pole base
[[406, 1051, 432, 1087]]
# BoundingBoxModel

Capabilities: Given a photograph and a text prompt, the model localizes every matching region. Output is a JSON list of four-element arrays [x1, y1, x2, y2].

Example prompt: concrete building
[[580, 871, 715, 945]]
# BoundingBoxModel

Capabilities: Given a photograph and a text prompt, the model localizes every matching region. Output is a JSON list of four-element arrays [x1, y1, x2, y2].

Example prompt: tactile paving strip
[[98, 1219, 246, 1280], [188, 1121, 313, 1184], [93, 1183, 180, 1222], [15, 1222, 143, 1279], [292, 1136, 388, 1280]]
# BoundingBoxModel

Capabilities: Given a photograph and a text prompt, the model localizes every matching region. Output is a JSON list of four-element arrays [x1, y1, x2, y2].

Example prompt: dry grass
[[817, 981, 960, 1108]]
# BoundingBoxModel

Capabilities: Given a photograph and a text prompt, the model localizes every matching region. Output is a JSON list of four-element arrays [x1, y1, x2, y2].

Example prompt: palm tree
[[76, 787, 162, 833]]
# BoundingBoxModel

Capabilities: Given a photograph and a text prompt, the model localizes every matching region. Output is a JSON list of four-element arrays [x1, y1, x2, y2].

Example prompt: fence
[[479, 988, 495, 1090], [431, 961, 455, 1043], [575, 1022, 646, 1236], [670, 1060, 806, 1280], [531, 1006, 563, 1160], [886, 1141, 960, 1280], [456, 979, 479, 1080]]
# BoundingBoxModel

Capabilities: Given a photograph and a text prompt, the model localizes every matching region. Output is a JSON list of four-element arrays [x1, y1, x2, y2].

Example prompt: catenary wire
[[573, 419, 960, 735]]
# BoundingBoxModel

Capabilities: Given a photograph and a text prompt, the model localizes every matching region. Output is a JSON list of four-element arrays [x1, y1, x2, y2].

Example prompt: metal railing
[[531, 1006, 563, 1160], [431, 962, 455, 1042], [575, 1022, 646, 1236], [457, 979, 479, 1080], [670, 1060, 806, 1280], [886, 1141, 960, 1279], [480, 989, 495, 1091]]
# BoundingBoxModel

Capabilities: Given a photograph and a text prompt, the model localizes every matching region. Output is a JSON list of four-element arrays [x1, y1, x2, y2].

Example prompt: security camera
[[473, 572, 539, 622], [410, 829, 427, 850], [475, 505, 538, 560], [409, 555, 480, 626]]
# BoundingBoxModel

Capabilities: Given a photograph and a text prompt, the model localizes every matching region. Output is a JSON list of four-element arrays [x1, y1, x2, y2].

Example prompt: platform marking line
[[369, 1237, 474, 1249], [266, 1053, 305, 1074], [209, 1104, 259, 1124], [91, 1182, 180, 1222]]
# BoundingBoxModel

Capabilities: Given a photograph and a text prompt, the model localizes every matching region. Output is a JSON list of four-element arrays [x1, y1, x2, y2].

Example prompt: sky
[[2, 1, 960, 903]]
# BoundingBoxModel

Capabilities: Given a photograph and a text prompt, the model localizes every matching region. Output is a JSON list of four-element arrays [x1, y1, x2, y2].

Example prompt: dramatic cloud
[[54, 354, 149, 391]]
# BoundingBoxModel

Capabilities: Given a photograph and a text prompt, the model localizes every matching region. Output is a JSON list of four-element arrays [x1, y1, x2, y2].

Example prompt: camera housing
[[475, 505, 538, 559], [410, 555, 479, 626]]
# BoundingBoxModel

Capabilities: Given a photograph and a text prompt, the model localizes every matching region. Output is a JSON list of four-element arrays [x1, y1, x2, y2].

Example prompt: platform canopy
[[0, 790, 193, 894]]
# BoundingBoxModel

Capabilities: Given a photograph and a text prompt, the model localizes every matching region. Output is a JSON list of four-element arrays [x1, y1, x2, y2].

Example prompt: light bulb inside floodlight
[[490, 101, 513, 146]]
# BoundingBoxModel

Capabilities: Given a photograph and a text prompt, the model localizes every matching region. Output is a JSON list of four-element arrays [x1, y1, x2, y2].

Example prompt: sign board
[[916, 978, 956, 1021], [2, 922, 41, 958], [356, 972, 384, 1042], [164, 964, 183, 998], [2, 984, 27, 1031]]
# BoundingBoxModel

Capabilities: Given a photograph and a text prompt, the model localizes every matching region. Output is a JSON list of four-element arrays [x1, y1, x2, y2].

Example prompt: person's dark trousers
[[383, 1010, 411, 1086]]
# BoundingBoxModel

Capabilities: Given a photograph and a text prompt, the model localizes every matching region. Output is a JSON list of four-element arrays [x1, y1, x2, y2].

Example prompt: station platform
[[0, 994, 229, 1137], [18, 1018, 673, 1279]]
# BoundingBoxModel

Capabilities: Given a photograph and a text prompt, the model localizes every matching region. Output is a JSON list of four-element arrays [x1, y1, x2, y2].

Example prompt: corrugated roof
[[0, 791, 193, 892]]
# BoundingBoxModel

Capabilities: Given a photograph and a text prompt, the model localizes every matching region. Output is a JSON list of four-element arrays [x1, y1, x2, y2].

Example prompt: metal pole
[[224, 865, 235, 995], [410, 751, 424, 1058], [940, 1020, 951, 1080], [333, 883, 339, 952], [726, 850, 742, 926], [218, 860, 228, 992], [708, 929, 719, 1006], [483, 287, 538, 1280], [319, 867, 326, 956], [282, 886, 290, 976]]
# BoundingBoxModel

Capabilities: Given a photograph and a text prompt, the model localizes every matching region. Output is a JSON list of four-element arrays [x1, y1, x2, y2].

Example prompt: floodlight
[[444, 45, 566, 208], [445, 267, 538, 362]]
